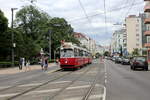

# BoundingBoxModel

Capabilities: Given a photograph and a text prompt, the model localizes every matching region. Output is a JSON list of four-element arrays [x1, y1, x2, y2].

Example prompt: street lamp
[[48, 29, 52, 59], [11, 8, 18, 67]]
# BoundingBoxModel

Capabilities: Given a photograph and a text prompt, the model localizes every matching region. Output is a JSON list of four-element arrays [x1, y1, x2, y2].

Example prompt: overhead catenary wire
[[104, 0, 107, 35], [78, 0, 93, 27], [78, 0, 95, 40], [124, 0, 136, 17], [69, 1, 142, 22]]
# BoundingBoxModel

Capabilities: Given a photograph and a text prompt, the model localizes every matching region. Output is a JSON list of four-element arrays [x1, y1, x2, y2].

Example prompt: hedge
[[0, 61, 19, 68]]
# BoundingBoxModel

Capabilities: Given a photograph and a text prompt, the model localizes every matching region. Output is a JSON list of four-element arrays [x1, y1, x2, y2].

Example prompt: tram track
[[0, 69, 61, 93], [5, 69, 73, 100], [45, 65, 94, 100], [4, 65, 94, 100], [82, 64, 101, 100]]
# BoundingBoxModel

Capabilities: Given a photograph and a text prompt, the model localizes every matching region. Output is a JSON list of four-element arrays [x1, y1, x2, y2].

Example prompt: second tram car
[[59, 42, 92, 69]]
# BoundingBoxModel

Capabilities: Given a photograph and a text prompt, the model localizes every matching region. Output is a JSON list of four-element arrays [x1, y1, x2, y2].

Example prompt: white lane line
[[89, 94, 103, 99], [18, 81, 71, 87], [65, 97, 82, 100], [27, 88, 60, 95], [67, 85, 90, 90], [0, 86, 11, 89], [50, 81, 71, 84], [102, 85, 106, 100], [27, 85, 90, 95], [0, 93, 19, 98], [46, 69, 58, 74], [19, 83, 43, 87]]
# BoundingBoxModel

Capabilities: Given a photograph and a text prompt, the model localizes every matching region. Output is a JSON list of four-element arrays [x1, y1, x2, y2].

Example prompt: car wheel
[[133, 66, 135, 70], [130, 65, 133, 70], [145, 66, 148, 71]]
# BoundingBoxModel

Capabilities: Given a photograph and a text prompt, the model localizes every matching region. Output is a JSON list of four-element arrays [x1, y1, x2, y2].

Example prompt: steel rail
[[82, 63, 102, 100], [46, 65, 94, 100], [6, 69, 72, 100], [0, 69, 61, 93]]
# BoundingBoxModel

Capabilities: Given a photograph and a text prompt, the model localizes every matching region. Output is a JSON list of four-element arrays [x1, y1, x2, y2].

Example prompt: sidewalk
[[0, 63, 58, 75]]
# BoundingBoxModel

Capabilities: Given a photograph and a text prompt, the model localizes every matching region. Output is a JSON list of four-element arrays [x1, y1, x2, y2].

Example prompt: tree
[[132, 48, 139, 56], [15, 5, 51, 58], [95, 52, 101, 58], [0, 10, 9, 61], [0, 9, 8, 33], [103, 51, 110, 56], [48, 17, 80, 58]]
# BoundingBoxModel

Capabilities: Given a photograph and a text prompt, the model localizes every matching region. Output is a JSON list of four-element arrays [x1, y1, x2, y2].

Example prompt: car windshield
[[60, 49, 74, 57], [136, 57, 146, 62]]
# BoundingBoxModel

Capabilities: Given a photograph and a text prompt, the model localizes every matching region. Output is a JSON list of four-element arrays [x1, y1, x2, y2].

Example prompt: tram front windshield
[[61, 49, 74, 57]]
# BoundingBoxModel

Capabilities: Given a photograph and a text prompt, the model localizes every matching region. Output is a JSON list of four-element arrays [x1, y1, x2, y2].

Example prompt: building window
[[136, 29, 139, 32], [136, 24, 139, 27], [136, 34, 139, 36], [136, 38, 140, 41], [136, 44, 139, 46], [147, 36, 150, 43]]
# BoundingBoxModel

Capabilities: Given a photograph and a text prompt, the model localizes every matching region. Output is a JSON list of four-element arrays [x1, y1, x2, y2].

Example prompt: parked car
[[115, 57, 122, 63], [130, 56, 148, 71], [121, 57, 130, 65]]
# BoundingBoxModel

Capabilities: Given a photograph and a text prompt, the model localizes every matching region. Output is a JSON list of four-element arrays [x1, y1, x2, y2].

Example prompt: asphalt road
[[105, 59, 150, 100], [0, 59, 106, 100]]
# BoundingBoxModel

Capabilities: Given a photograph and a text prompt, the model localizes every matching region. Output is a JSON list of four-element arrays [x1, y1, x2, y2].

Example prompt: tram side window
[[61, 49, 74, 57], [79, 50, 83, 57], [83, 51, 86, 57], [85, 52, 88, 57], [74, 48, 79, 57]]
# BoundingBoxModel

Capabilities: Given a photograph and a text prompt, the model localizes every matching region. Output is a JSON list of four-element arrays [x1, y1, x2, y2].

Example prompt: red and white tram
[[59, 42, 92, 69]]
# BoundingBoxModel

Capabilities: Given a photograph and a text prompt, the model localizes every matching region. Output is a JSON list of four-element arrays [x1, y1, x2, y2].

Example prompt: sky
[[0, 0, 144, 46]]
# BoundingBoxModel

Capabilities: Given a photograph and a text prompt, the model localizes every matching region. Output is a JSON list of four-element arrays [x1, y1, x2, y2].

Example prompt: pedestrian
[[44, 56, 48, 71], [19, 58, 23, 70], [25, 60, 30, 71], [40, 56, 44, 70], [56, 58, 60, 67], [22, 58, 25, 67]]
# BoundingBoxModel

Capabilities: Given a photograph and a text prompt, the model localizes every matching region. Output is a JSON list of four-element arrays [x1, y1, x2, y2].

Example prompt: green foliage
[[0, 9, 8, 33], [132, 48, 139, 56], [47, 17, 80, 58], [0, 61, 18, 68], [103, 51, 110, 56], [15, 5, 51, 58], [0, 5, 80, 63], [95, 52, 101, 58]]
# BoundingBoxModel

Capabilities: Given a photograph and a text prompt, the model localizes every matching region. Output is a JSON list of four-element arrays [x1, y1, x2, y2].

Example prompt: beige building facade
[[125, 15, 142, 54]]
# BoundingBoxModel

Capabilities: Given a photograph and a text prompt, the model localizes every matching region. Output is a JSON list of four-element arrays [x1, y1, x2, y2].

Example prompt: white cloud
[[0, 0, 145, 46]]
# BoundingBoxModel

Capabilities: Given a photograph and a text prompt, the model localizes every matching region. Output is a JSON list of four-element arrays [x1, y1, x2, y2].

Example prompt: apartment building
[[144, 0, 150, 48], [125, 15, 143, 54], [74, 32, 96, 56], [111, 29, 124, 55]]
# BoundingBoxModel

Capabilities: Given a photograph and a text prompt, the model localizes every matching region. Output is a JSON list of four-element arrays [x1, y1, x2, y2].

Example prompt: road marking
[[89, 94, 103, 99], [0, 86, 11, 89], [28, 88, 60, 95], [19, 81, 71, 87], [102, 86, 106, 100], [65, 97, 82, 100], [0, 93, 19, 98], [67, 85, 90, 90], [46, 70, 57, 74], [18, 83, 43, 87], [50, 81, 71, 84]]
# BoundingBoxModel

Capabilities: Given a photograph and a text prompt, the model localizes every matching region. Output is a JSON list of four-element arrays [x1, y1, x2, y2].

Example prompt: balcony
[[144, 18, 150, 24], [144, 43, 150, 47], [144, 30, 150, 36], [144, 4, 150, 12]]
